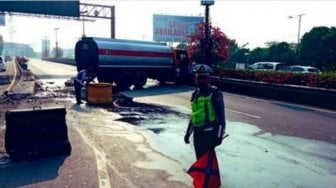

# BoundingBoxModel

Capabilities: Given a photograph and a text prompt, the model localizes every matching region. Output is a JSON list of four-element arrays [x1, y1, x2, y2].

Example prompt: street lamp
[[201, 0, 215, 66], [289, 13, 305, 54], [53, 27, 59, 58], [80, 11, 88, 38]]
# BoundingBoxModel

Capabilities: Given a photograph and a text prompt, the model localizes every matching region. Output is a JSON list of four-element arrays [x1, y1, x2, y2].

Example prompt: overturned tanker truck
[[75, 37, 191, 88]]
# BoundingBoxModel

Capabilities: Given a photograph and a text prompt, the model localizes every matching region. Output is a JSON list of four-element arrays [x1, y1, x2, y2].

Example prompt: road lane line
[[6, 61, 18, 92], [75, 127, 112, 188], [225, 92, 336, 115], [227, 109, 261, 119]]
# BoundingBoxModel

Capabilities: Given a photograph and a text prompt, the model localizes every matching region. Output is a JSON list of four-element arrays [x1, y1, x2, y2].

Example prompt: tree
[[267, 42, 296, 64], [248, 47, 269, 64], [176, 43, 187, 50], [299, 26, 336, 70], [226, 41, 250, 64], [247, 42, 295, 64], [0, 35, 3, 55], [186, 23, 230, 66]]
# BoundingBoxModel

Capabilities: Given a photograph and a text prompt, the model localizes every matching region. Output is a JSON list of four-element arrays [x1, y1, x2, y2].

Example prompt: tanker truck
[[75, 37, 190, 88]]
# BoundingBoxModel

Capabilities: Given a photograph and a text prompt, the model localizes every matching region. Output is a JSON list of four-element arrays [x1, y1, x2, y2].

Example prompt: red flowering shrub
[[215, 69, 336, 89], [186, 23, 230, 64]]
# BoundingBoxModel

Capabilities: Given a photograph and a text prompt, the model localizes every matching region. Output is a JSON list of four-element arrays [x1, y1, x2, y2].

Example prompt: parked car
[[248, 62, 289, 71], [5, 55, 12, 62], [0, 57, 6, 72], [290, 65, 321, 74]]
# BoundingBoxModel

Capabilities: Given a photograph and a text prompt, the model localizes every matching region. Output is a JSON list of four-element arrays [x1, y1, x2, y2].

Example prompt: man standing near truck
[[74, 67, 94, 105]]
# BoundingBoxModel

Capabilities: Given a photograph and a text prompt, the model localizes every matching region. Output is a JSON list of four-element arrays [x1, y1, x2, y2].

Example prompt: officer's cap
[[193, 64, 213, 75]]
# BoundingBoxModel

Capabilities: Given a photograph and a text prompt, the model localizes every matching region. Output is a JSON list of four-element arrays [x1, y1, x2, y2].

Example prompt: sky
[[0, 0, 336, 52]]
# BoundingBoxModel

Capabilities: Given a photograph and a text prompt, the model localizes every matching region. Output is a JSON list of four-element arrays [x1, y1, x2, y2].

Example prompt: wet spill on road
[[0, 154, 10, 165], [104, 93, 189, 134]]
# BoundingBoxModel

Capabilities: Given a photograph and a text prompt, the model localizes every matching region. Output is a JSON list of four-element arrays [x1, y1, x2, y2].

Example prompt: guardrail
[[211, 76, 336, 110], [42, 58, 76, 66]]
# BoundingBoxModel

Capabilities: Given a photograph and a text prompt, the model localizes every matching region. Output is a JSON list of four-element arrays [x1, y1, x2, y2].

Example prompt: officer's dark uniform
[[184, 64, 226, 159]]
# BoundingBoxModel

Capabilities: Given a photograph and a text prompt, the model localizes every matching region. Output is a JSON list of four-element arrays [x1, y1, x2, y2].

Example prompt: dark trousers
[[193, 127, 216, 159], [74, 80, 82, 103]]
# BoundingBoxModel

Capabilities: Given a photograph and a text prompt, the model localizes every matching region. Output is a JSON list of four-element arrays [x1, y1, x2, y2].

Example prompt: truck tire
[[118, 71, 133, 89], [134, 71, 147, 88]]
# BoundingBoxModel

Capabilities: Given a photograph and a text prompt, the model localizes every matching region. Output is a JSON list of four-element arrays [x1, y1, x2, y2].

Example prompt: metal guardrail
[[211, 76, 336, 110], [42, 58, 76, 66]]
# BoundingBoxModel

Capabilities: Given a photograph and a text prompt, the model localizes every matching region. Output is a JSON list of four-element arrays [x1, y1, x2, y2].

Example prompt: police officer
[[184, 64, 226, 159]]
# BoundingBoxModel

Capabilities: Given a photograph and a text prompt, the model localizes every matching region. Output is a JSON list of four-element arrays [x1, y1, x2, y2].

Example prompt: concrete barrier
[[5, 106, 71, 160], [211, 76, 336, 110]]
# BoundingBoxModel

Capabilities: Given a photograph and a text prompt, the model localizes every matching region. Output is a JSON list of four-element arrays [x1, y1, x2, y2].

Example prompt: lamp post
[[53, 27, 59, 58], [201, 0, 215, 66], [289, 13, 305, 54], [80, 11, 88, 38]]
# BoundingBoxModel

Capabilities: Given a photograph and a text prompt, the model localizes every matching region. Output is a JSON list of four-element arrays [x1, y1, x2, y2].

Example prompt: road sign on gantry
[[0, 1, 80, 17]]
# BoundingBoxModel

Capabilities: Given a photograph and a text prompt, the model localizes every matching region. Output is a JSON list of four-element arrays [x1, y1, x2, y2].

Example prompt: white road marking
[[225, 92, 336, 116], [75, 127, 112, 188], [6, 61, 17, 92], [227, 109, 261, 119]]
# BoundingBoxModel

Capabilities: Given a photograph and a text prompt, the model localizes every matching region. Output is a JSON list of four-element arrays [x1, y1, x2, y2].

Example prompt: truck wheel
[[134, 71, 147, 88], [158, 76, 167, 85], [119, 71, 133, 89]]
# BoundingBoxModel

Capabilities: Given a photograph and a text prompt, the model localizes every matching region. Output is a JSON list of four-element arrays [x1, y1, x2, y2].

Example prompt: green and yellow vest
[[191, 92, 217, 127]]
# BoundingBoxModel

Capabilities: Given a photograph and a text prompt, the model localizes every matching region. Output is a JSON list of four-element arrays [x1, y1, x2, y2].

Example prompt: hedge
[[215, 69, 336, 90]]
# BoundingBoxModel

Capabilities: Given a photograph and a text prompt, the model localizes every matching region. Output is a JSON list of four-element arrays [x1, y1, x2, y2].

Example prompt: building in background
[[3, 42, 36, 57], [62, 48, 74, 59], [42, 37, 50, 58]]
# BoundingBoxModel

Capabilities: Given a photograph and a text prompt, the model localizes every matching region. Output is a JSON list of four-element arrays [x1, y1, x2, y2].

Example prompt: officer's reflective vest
[[191, 93, 217, 127]]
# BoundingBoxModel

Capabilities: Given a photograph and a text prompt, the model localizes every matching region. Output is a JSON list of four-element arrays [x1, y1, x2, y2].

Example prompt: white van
[[249, 62, 285, 71]]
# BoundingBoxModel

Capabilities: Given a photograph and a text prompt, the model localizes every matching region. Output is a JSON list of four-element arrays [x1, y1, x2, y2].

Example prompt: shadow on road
[[0, 155, 68, 187]]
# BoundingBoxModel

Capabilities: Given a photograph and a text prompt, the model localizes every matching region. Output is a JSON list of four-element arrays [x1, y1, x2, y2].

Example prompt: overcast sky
[[0, 0, 336, 52]]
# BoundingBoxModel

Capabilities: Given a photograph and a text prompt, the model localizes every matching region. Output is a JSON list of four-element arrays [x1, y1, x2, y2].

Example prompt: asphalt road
[[122, 83, 336, 144], [1, 59, 335, 188]]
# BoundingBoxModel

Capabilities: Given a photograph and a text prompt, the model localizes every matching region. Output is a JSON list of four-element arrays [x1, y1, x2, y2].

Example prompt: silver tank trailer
[[75, 37, 176, 88]]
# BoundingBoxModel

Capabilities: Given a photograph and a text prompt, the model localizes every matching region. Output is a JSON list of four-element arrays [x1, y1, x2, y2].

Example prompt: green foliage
[[248, 47, 269, 63], [226, 41, 250, 64], [247, 42, 296, 64], [216, 69, 336, 89], [176, 43, 187, 50], [267, 42, 296, 64], [215, 69, 336, 89], [299, 26, 336, 70]]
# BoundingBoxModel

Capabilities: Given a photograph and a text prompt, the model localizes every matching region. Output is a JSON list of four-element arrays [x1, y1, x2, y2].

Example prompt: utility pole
[[54, 27, 59, 58], [289, 13, 305, 54], [201, 0, 214, 66], [80, 11, 88, 38]]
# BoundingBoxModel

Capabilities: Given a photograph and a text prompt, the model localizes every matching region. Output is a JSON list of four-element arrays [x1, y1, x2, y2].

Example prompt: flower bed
[[215, 69, 336, 90]]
